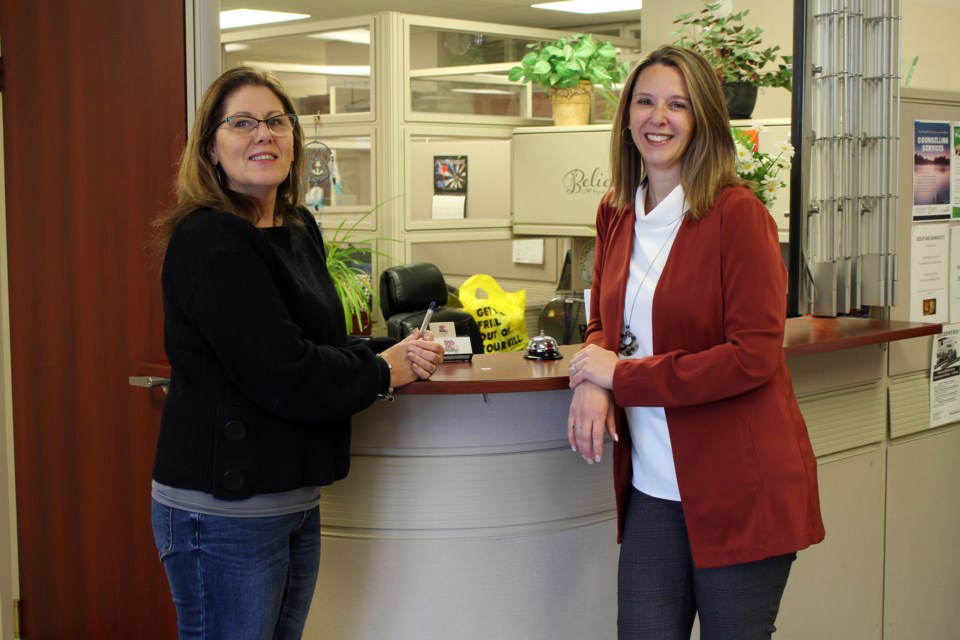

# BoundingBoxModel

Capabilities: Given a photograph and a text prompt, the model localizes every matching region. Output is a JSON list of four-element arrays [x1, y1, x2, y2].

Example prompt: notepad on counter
[[430, 322, 474, 362]]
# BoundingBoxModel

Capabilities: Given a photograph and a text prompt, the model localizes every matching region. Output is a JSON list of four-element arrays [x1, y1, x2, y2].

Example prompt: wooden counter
[[780, 316, 940, 357], [397, 316, 942, 396], [141, 317, 940, 395]]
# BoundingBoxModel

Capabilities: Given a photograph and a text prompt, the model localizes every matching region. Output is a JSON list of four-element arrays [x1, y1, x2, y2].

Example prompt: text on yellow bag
[[458, 274, 529, 353]]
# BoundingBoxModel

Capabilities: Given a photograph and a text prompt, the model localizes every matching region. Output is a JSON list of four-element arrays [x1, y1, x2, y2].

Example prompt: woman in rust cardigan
[[566, 45, 825, 640]]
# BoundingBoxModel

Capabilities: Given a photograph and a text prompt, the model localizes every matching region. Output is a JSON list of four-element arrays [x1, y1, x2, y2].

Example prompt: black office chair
[[379, 263, 484, 354]]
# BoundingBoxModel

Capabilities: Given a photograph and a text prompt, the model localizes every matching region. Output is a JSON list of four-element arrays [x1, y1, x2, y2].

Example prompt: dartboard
[[434, 157, 467, 192]]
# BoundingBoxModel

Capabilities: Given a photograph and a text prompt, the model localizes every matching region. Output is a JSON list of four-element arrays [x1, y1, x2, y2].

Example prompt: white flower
[[730, 128, 789, 210], [774, 140, 795, 157]]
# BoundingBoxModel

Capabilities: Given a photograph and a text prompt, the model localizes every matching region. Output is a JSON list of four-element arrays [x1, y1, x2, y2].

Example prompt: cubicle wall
[[879, 87, 960, 640]]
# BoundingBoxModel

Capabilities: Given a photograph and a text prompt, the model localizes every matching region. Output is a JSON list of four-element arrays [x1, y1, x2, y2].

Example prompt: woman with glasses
[[565, 46, 824, 639], [150, 66, 444, 640]]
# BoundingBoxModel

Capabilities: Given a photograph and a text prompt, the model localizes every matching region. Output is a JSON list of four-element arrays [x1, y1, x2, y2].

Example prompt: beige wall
[[902, 0, 960, 91], [890, 88, 960, 376]]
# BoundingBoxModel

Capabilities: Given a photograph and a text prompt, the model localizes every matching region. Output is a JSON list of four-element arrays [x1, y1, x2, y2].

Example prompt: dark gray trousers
[[618, 488, 795, 640]]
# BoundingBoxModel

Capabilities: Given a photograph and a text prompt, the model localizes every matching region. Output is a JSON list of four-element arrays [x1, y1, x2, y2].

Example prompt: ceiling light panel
[[244, 61, 371, 77], [220, 9, 311, 30], [531, 0, 641, 14], [307, 29, 371, 45]]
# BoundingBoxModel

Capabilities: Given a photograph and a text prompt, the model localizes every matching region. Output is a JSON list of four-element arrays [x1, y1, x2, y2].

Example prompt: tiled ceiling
[[219, 0, 642, 30]]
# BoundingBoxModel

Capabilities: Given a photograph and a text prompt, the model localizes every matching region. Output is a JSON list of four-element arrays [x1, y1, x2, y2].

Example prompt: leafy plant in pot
[[508, 33, 629, 126], [323, 201, 400, 335], [670, 3, 792, 119]]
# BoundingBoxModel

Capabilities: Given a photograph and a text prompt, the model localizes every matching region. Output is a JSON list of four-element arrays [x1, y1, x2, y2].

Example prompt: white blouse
[[622, 183, 686, 502]]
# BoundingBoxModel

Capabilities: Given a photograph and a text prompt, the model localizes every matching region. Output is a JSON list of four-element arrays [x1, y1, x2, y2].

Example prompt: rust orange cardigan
[[585, 185, 825, 568]]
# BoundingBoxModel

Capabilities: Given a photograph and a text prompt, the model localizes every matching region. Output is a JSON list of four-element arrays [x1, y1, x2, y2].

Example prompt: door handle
[[128, 375, 170, 389]]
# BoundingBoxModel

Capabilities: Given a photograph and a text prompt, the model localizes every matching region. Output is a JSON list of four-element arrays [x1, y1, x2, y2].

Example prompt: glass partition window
[[409, 27, 534, 69], [223, 27, 372, 116], [410, 76, 540, 117], [300, 130, 372, 211], [408, 26, 548, 119]]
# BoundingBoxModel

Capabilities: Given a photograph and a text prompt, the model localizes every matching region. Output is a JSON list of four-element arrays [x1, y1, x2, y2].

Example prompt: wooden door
[[0, 1, 184, 636]]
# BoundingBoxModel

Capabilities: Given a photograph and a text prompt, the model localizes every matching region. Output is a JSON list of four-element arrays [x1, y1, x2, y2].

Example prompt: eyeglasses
[[217, 113, 298, 136]]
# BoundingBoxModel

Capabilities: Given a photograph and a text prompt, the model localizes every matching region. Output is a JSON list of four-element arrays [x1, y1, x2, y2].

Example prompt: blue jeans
[[151, 500, 321, 640], [618, 488, 795, 640]]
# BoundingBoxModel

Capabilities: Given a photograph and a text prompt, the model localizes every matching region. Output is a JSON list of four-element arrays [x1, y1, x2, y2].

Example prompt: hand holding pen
[[381, 300, 443, 385], [418, 301, 436, 338]]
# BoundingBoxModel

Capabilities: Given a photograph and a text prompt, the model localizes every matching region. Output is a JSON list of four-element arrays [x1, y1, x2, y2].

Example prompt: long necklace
[[619, 214, 683, 356]]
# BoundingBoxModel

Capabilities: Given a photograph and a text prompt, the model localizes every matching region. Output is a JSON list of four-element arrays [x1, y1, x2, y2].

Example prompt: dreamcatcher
[[303, 140, 333, 212], [302, 117, 338, 212]]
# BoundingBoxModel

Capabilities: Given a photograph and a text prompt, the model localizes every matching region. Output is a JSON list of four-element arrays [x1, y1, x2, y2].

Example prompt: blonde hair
[[153, 66, 304, 257], [607, 45, 743, 219]]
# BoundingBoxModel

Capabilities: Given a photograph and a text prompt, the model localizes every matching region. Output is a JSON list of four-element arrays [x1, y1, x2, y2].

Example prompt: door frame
[[186, 0, 222, 131], [0, 27, 22, 640]]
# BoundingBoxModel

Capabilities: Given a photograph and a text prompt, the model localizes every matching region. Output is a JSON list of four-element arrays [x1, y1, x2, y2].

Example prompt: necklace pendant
[[619, 327, 639, 356]]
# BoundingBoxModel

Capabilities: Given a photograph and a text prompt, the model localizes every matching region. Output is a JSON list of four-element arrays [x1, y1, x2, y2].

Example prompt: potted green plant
[[322, 201, 400, 335], [508, 33, 629, 126], [671, 3, 792, 118]]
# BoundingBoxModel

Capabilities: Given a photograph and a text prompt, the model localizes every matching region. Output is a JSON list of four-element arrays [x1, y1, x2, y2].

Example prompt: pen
[[419, 301, 436, 334]]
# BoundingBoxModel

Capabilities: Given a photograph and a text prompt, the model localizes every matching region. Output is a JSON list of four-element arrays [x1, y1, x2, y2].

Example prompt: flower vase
[[723, 82, 759, 119], [550, 81, 593, 126]]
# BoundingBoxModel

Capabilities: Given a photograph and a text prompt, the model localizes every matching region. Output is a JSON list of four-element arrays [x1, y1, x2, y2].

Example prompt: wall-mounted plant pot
[[550, 81, 594, 126], [723, 82, 759, 119]]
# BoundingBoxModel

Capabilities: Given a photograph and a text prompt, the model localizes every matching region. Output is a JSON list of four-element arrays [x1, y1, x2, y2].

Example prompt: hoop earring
[[214, 164, 224, 185], [621, 128, 634, 145]]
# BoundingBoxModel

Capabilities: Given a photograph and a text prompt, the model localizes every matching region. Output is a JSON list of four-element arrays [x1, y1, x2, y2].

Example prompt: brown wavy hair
[[152, 66, 304, 258], [606, 45, 743, 219]]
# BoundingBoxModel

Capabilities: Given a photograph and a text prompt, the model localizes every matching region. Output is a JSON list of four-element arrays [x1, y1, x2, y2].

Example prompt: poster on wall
[[912, 120, 951, 221], [930, 323, 960, 428], [909, 223, 950, 323], [432, 155, 467, 220]]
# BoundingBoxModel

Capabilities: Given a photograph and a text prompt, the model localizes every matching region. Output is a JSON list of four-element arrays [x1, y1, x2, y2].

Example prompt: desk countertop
[[141, 317, 941, 397], [396, 317, 942, 396]]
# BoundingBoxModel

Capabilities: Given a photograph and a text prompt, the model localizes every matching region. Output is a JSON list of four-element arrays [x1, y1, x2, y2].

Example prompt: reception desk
[[307, 340, 611, 639], [288, 317, 950, 640], [141, 317, 949, 639]]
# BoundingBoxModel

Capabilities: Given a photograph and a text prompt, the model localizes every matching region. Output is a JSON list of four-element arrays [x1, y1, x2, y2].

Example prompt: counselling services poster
[[912, 120, 951, 222]]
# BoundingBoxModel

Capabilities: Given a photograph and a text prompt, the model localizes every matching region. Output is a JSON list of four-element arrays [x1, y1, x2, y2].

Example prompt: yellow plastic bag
[[459, 274, 529, 353]]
